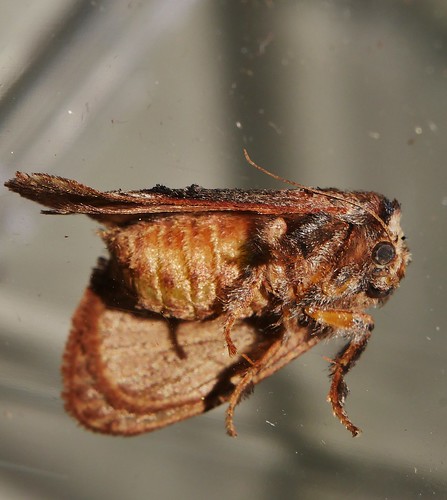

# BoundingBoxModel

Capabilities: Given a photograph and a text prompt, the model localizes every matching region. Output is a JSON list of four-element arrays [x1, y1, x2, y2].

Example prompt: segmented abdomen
[[103, 214, 251, 319]]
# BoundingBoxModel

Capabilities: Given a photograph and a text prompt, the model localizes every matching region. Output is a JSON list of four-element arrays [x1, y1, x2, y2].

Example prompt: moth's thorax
[[102, 214, 263, 319], [264, 205, 410, 312]]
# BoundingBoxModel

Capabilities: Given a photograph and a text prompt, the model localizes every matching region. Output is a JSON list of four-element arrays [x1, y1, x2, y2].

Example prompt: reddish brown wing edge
[[63, 271, 321, 436], [5, 172, 353, 222]]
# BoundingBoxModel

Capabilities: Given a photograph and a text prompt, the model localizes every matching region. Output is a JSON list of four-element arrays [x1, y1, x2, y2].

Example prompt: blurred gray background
[[1, 1, 446, 499]]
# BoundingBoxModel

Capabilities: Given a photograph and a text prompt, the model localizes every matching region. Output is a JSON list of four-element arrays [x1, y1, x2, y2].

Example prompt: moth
[[5, 151, 410, 437]]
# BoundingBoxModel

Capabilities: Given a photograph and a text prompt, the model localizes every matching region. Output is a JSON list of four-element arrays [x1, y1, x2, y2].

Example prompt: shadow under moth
[[4, 151, 410, 437]]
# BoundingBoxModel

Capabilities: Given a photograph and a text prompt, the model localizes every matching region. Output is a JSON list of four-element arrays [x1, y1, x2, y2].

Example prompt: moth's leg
[[327, 332, 372, 436], [223, 217, 286, 357], [304, 308, 374, 333], [225, 337, 283, 437], [304, 307, 374, 435], [223, 267, 265, 357]]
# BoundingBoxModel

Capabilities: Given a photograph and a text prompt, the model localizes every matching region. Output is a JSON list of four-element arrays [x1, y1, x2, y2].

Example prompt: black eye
[[372, 241, 395, 266]]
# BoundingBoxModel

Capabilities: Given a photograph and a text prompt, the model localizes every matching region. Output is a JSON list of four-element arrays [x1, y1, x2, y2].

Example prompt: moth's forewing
[[5, 172, 355, 221], [62, 270, 320, 435]]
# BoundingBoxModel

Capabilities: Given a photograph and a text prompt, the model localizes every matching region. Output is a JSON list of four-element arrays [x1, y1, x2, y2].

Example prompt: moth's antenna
[[243, 149, 394, 241]]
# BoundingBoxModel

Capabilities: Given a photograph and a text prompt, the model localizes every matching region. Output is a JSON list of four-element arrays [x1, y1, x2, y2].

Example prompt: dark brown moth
[[4, 151, 410, 437]]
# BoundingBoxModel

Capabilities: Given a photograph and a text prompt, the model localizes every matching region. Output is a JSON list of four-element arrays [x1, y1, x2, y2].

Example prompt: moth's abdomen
[[103, 214, 251, 319]]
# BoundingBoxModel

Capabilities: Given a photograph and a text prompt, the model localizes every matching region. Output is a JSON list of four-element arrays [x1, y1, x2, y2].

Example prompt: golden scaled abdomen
[[102, 214, 252, 319]]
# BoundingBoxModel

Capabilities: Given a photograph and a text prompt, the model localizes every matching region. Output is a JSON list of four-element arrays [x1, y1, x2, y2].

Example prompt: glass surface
[[1, 1, 446, 498]]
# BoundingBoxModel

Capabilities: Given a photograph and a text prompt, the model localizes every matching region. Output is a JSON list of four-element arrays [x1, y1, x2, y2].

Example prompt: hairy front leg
[[327, 333, 372, 436], [305, 307, 374, 436]]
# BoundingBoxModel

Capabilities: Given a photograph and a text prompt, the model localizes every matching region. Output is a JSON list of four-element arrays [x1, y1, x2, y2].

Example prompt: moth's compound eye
[[371, 241, 395, 266]]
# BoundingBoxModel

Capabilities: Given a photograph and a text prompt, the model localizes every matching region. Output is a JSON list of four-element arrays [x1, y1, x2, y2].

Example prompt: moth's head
[[363, 201, 410, 302], [327, 197, 410, 305]]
